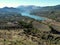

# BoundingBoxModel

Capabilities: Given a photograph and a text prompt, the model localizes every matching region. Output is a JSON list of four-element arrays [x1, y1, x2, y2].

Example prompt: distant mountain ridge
[[0, 5, 60, 13], [17, 5, 40, 13], [31, 5, 60, 12], [0, 7, 20, 13]]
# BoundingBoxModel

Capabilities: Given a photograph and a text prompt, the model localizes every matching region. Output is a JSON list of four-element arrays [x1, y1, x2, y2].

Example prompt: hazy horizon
[[0, 0, 60, 8]]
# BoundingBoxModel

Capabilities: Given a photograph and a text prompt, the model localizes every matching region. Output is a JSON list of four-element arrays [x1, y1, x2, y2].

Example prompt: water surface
[[21, 13, 47, 21]]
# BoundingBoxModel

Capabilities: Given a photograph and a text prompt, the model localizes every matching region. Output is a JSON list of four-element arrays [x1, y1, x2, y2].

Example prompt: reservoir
[[21, 13, 47, 21]]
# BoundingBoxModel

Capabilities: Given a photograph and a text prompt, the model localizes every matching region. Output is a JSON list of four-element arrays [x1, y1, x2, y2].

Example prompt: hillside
[[0, 5, 60, 45], [0, 19, 60, 45], [30, 5, 60, 22]]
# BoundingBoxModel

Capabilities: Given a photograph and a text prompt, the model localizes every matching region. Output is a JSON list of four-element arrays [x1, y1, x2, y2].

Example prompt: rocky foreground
[[0, 19, 60, 45]]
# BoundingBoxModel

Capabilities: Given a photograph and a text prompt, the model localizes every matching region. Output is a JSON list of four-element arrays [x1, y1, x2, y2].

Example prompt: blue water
[[21, 13, 47, 21]]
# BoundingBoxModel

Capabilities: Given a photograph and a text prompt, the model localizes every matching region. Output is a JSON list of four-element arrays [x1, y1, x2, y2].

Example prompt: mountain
[[17, 5, 60, 13], [0, 5, 60, 13], [0, 6, 39, 13], [31, 5, 60, 12], [17, 5, 40, 13], [0, 7, 20, 13], [42, 5, 60, 11], [30, 5, 60, 22]]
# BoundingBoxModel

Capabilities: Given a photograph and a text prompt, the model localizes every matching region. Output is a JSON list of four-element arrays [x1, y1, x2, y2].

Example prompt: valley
[[0, 5, 60, 45]]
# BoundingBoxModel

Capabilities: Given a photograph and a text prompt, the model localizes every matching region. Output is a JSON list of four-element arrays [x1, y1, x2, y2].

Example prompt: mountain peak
[[3, 7, 9, 9]]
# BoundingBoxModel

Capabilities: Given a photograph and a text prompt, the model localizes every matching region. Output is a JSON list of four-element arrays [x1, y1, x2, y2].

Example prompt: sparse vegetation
[[0, 6, 60, 45], [0, 19, 60, 45], [31, 10, 60, 22]]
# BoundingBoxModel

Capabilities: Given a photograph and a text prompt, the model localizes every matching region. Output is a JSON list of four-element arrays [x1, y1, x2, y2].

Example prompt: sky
[[0, 0, 60, 8]]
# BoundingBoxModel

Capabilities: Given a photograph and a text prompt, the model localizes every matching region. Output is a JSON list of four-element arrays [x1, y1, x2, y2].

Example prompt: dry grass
[[0, 29, 38, 45], [0, 29, 60, 45]]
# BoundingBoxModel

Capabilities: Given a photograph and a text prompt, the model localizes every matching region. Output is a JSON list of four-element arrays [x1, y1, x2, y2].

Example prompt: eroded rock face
[[32, 21, 51, 32]]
